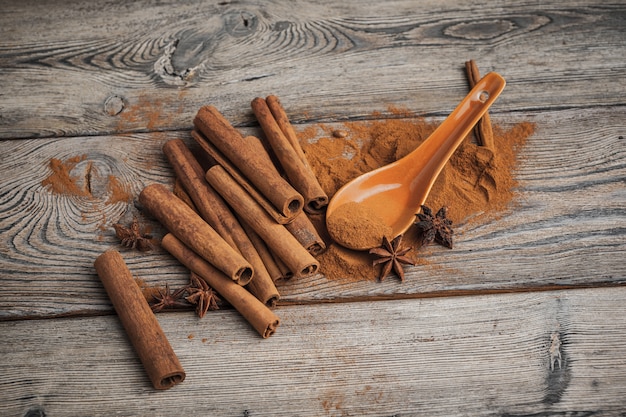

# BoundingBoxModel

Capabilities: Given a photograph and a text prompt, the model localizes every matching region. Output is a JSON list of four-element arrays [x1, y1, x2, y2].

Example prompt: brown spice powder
[[300, 108, 535, 282], [41, 155, 90, 197], [326, 202, 393, 250], [42, 156, 133, 206], [106, 174, 132, 205]]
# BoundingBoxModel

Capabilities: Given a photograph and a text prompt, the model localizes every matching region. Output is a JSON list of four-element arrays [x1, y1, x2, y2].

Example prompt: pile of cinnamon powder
[[299, 107, 535, 282]]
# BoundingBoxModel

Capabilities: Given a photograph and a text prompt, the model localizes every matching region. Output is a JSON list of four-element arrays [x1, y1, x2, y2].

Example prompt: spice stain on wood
[[41, 155, 90, 197]]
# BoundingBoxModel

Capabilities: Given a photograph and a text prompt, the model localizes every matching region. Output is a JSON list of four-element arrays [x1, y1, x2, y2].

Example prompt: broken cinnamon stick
[[193, 105, 303, 221], [465, 60, 494, 149], [139, 183, 253, 285], [252, 96, 328, 214], [205, 165, 319, 279], [162, 234, 280, 338], [94, 250, 185, 390]]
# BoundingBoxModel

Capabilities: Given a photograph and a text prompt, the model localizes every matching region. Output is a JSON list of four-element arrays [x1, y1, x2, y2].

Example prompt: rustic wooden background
[[1, 0, 625, 415]]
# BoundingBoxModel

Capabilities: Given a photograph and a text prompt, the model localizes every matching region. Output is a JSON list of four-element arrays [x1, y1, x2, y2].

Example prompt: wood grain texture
[[1, 0, 625, 138], [1, 108, 625, 319], [1, 0, 626, 412], [1, 287, 626, 416]]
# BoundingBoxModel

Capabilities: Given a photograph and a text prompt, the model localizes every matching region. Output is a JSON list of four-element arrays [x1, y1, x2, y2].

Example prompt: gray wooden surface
[[1, 0, 625, 415]]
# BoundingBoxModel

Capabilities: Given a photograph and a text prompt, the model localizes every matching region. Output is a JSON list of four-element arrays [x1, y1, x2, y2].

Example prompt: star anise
[[112, 217, 154, 251], [185, 273, 220, 318], [414, 205, 454, 249], [149, 283, 189, 313], [369, 235, 415, 282]]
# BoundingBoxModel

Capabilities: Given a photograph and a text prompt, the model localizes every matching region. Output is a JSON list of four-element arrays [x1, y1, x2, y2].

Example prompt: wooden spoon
[[326, 72, 506, 250]]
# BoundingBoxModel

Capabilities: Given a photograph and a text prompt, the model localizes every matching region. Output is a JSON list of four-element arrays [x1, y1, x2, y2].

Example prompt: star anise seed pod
[[149, 283, 189, 313], [414, 205, 454, 249], [112, 217, 154, 251], [185, 273, 220, 318], [369, 235, 415, 282]]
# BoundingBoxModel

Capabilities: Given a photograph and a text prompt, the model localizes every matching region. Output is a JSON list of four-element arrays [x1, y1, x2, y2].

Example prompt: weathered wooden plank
[[1, 0, 624, 138], [1, 107, 624, 319], [1, 287, 625, 416]]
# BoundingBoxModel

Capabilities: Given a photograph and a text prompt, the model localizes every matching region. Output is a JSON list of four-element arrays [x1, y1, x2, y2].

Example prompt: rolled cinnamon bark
[[193, 105, 303, 221], [234, 220, 280, 306], [284, 212, 326, 256], [139, 183, 253, 285], [191, 130, 293, 225], [245, 268, 280, 307], [163, 139, 244, 250], [265, 95, 309, 168], [173, 178, 197, 213], [206, 165, 319, 279], [162, 139, 280, 306], [272, 251, 295, 281], [241, 220, 284, 283], [252, 97, 328, 214], [162, 234, 280, 338], [94, 250, 185, 390]]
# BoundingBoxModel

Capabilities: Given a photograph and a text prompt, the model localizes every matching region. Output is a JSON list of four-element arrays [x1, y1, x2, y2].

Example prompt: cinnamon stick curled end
[[156, 372, 186, 390], [306, 196, 329, 214], [263, 319, 280, 338]]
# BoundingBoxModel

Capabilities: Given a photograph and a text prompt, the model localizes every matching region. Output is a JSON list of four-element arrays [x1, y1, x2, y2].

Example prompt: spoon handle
[[407, 72, 506, 194]]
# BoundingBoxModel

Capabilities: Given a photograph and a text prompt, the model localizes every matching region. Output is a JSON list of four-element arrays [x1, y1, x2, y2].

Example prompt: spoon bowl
[[326, 72, 506, 250]]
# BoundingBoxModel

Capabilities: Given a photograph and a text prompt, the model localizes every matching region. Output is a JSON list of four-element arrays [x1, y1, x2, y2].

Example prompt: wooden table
[[2, 0, 625, 415]]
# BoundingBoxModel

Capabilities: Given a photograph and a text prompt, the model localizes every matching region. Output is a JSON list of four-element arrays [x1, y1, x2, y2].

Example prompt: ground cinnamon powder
[[42, 156, 133, 206], [300, 108, 535, 282], [326, 202, 393, 250], [41, 155, 90, 197], [106, 174, 133, 205]]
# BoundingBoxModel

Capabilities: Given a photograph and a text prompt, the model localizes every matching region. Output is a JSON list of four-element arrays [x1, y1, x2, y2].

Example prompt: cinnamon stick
[[265, 95, 309, 168], [163, 139, 245, 251], [163, 139, 281, 306], [465, 60, 494, 149], [94, 250, 185, 390], [193, 105, 303, 221], [191, 130, 293, 225], [272, 252, 295, 281], [173, 178, 197, 213], [205, 165, 319, 279], [252, 96, 328, 214], [161, 234, 280, 338], [242, 222, 284, 283], [284, 212, 326, 256], [139, 183, 253, 285]]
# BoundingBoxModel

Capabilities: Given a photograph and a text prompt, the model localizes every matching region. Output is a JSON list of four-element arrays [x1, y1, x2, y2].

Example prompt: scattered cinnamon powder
[[300, 108, 535, 282], [42, 156, 133, 206], [106, 174, 132, 205], [116, 94, 184, 131], [41, 155, 90, 196], [134, 277, 162, 303]]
